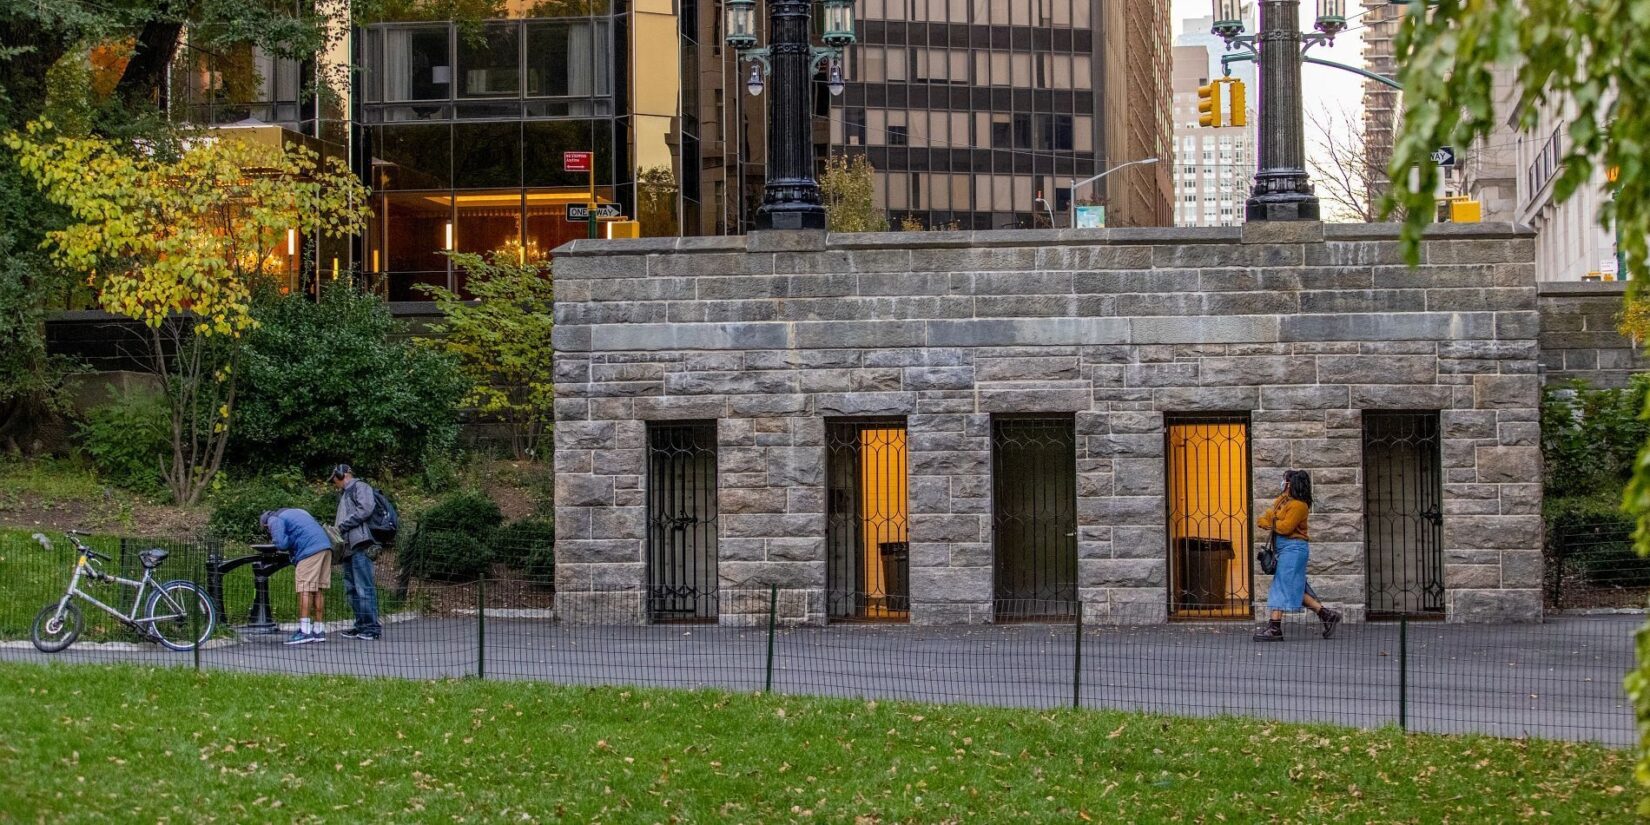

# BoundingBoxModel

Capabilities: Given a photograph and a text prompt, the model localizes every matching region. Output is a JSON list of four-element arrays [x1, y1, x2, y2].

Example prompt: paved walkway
[[3, 614, 1635, 746]]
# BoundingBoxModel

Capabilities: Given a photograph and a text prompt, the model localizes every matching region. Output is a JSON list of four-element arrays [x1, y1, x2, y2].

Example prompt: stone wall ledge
[[552, 221, 1535, 259]]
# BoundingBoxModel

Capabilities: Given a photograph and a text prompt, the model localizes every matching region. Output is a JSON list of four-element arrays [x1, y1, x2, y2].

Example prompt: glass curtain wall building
[[832, 0, 1172, 229]]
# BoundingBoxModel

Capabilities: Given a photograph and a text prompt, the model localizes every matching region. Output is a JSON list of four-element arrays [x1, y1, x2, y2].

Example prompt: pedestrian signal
[[1227, 79, 1247, 127]]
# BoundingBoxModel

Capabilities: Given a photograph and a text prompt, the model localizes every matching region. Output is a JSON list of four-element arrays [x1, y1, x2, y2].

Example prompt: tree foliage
[[420, 253, 556, 461], [7, 124, 371, 503], [820, 153, 886, 233], [1386, 0, 1650, 801], [232, 284, 467, 476]]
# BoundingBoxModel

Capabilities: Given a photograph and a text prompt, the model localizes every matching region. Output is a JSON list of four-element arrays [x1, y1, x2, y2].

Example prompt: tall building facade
[[832, 0, 1172, 229], [1169, 45, 1253, 227]]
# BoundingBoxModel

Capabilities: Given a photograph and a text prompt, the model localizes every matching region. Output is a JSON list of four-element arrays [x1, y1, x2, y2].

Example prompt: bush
[[398, 528, 491, 582], [1542, 378, 1650, 495], [495, 518, 555, 583], [394, 490, 505, 583], [419, 489, 504, 536], [230, 284, 467, 476], [208, 475, 336, 544], [79, 391, 169, 495]]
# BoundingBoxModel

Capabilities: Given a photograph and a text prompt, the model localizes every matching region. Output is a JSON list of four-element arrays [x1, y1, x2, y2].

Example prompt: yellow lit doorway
[[825, 419, 909, 621], [1166, 415, 1252, 619]]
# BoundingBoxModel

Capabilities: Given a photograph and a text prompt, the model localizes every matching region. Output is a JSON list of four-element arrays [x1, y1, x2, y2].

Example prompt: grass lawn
[[0, 663, 1637, 823]]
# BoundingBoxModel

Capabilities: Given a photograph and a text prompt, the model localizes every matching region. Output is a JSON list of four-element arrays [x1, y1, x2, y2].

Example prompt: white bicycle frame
[[48, 551, 189, 631]]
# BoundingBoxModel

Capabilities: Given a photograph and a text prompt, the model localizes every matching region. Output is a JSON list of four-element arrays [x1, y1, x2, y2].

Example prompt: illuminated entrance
[[1165, 415, 1252, 619], [825, 419, 909, 621]]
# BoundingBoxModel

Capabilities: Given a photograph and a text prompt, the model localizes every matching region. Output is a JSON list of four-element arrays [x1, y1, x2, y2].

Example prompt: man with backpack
[[332, 464, 390, 641]]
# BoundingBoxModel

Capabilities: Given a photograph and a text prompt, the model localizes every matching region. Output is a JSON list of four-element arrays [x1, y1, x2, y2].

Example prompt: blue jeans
[[342, 547, 382, 633]]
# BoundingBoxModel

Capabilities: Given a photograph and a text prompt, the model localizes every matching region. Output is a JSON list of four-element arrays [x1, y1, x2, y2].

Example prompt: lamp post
[[1068, 157, 1159, 229], [1212, 0, 1348, 222], [726, 0, 856, 231]]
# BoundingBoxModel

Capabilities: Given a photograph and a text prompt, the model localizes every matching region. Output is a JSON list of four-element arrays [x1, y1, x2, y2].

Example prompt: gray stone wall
[[553, 222, 1545, 625], [1537, 281, 1650, 388]]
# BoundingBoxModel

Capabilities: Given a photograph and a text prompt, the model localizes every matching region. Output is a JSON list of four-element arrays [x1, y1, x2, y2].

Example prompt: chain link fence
[[0, 527, 1637, 746]]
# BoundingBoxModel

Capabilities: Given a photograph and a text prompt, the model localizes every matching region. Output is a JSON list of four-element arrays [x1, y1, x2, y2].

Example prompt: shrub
[[1541, 378, 1650, 495], [208, 475, 336, 544], [419, 489, 504, 536], [79, 391, 169, 495], [495, 517, 555, 584], [398, 528, 491, 582], [230, 284, 467, 476]]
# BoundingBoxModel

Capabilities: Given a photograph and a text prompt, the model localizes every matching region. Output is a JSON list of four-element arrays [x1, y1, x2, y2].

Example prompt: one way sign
[[1430, 146, 1456, 167], [567, 203, 622, 222]]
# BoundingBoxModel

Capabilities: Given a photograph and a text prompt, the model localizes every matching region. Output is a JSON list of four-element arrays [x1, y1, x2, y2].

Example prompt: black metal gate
[[1363, 411, 1445, 618], [991, 416, 1078, 619], [646, 422, 719, 622], [1165, 415, 1252, 619], [826, 419, 909, 621]]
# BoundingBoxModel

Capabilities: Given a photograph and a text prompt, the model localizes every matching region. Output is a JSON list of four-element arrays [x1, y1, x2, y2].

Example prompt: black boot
[[1253, 620, 1284, 642], [1317, 607, 1342, 639]]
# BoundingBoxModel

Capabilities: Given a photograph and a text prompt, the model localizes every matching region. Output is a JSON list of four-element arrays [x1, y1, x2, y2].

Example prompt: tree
[[1307, 105, 1394, 224], [636, 164, 679, 237], [1384, 0, 1650, 802], [419, 253, 556, 461], [8, 123, 371, 503], [820, 153, 886, 233]]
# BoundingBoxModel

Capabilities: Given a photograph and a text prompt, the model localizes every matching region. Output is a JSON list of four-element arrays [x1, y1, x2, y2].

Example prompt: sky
[[1170, 0, 1370, 218]]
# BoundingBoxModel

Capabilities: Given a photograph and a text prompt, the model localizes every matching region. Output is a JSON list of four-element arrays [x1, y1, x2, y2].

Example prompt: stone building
[[552, 223, 1544, 627]]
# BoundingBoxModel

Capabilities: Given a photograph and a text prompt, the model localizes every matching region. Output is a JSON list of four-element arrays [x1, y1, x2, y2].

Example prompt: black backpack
[[368, 489, 400, 544]]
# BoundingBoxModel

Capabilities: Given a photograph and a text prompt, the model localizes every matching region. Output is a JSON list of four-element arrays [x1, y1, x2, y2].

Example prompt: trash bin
[[878, 541, 910, 611], [1174, 537, 1234, 612]]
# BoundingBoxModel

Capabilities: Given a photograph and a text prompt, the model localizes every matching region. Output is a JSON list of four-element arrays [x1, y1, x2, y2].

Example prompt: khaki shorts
[[294, 551, 332, 592]]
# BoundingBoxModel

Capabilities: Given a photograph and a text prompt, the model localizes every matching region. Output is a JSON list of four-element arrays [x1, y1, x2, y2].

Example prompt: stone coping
[[552, 221, 1534, 258], [1537, 281, 1629, 296]]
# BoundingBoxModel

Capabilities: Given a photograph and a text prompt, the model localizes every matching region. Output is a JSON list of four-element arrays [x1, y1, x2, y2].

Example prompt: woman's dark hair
[[1285, 470, 1313, 506]]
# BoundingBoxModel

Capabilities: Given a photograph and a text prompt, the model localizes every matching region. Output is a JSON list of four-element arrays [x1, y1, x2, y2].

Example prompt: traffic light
[[1197, 81, 1222, 128], [1226, 79, 1247, 127]]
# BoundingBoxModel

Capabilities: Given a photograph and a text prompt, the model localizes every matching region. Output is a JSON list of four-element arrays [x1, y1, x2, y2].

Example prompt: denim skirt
[[1266, 537, 1310, 612]]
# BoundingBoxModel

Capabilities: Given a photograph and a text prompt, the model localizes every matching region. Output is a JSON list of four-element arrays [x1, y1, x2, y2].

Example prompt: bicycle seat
[[138, 548, 169, 569]]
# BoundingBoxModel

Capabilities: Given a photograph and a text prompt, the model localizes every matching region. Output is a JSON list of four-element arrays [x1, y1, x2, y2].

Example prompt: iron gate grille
[[1363, 411, 1445, 618], [646, 422, 719, 622], [826, 419, 909, 621], [991, 416, 1078, 620], [1165, 415, 1253, 619]]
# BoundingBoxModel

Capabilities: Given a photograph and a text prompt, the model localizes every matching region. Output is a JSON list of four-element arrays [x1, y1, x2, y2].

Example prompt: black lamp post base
[[1245, 195, 1321, 222], [757, 204, 828, 231]]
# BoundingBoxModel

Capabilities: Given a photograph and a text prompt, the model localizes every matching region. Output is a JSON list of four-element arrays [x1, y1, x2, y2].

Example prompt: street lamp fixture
[[723, 0, 858, 230], [1211, 0, 1323, 222]]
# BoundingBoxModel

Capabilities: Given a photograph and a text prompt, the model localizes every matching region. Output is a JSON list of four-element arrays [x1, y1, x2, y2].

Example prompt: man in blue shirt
[[260, 509, 333, 645]]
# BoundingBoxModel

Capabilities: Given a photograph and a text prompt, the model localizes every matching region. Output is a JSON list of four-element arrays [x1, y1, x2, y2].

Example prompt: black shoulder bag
[[1257, 531, 1279, 576]]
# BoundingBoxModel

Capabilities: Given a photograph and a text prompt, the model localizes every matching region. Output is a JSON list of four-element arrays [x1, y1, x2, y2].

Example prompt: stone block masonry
[[554, 223, 1545, 625], [1537, 281, 1650, 389]]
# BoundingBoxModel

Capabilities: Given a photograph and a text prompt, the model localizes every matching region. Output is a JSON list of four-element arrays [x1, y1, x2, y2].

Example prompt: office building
[[832, 0, 1173, 229], [1169, 45, 1253, 227]]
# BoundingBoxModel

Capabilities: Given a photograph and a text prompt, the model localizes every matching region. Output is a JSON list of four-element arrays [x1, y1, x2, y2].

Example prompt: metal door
[[826, 419, 909, 621], [1363, 411, 1445, 617], [646, 422, 719, 622], [1165, 415, 1252, 619], [991, 416, 1078, 619]]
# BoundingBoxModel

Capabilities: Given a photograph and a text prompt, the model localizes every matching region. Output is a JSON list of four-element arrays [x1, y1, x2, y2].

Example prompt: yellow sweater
[[1258, 496, 1310, 541]]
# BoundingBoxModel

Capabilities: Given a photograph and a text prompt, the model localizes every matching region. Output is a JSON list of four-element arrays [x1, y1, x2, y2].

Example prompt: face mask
[[1280, 478, 1289, 491]]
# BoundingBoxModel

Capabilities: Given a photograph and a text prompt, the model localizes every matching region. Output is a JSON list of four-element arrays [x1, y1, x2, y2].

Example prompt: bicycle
[[29, 530, 218, 654]]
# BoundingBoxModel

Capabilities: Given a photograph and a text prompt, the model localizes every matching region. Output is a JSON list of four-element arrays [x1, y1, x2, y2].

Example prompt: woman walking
[[1255, 470, 1342, 641]]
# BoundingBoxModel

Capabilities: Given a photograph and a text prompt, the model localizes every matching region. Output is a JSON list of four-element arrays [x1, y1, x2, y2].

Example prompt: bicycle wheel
[[31, 602, 83, 653], [142, 581, 217, 652]]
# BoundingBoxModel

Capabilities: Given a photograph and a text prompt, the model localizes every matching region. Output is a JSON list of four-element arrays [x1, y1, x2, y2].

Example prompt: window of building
[[457, 23, 520, 98], [888, 125, 909, 146], [1038, 114, 1073, 151], [846, 107, 868, 146], [378, 25, 452, 102], [526, 20, 610, 97]]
